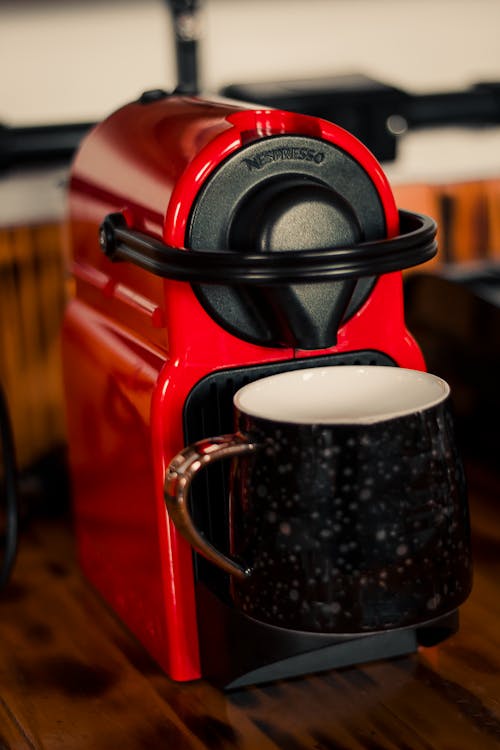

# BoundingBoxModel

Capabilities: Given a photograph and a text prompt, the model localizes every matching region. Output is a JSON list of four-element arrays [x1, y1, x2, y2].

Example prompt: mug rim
[[233, 365, 450, 425]]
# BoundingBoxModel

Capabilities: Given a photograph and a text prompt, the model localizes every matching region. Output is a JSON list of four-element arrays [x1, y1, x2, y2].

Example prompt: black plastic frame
[[99, 209, 437, 284], [197, 581, 459, 689]]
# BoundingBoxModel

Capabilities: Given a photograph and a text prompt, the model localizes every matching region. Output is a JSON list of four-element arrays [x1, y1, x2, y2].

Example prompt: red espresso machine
[[61, 91, 447, 688]]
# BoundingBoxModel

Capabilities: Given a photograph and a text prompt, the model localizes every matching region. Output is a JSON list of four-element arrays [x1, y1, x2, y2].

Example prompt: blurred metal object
[[166, 0, 201, 94], [0, 122, 93, 172], [221, 76, 500, 163]]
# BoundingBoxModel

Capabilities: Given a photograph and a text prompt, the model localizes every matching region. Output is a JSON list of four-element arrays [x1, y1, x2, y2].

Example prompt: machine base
[[196, 583, 459, 690]]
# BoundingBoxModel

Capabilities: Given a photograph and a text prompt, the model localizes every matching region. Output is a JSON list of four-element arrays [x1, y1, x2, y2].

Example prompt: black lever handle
[[99, 209, 437, 285]]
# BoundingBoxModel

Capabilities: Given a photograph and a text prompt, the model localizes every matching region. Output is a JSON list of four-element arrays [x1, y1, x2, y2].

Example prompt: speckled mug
[[165, 366, 472, 633]]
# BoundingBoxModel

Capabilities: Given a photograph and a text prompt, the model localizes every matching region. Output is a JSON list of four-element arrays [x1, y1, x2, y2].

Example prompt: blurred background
[[2, 0, 500, 123], [2, 0, 500, 522]]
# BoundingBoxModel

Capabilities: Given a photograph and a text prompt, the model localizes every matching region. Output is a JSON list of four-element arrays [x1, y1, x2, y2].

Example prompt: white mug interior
[[234, 366, 450, 425]]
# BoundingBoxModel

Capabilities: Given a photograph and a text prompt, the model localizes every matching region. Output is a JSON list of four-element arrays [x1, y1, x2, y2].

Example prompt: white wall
[[1, 0, 500, 125], [2, 0, 500, 226]]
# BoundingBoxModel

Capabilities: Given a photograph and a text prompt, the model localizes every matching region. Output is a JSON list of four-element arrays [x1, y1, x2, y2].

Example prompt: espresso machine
[[61, 90, 457, 688]]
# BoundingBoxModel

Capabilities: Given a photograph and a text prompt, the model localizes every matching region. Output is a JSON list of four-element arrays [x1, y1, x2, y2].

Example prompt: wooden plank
[[438, 180, 490, 263], [392, 182, 443, 270], [0, 525, 204, 750], [30, 223, 67, 446], [0, 520, 281, 750], [393, 179, 495, 267], [484, 178, 500, 257], [0, 699, 39, 750], [9, 226, 45, 464], [0, 223, 67, 468], [0, 463, 499, 748], [0, 229, 28, 466]]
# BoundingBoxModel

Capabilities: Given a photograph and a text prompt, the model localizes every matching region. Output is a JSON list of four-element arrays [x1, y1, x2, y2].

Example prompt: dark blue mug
[[165, 366, 472, 633]]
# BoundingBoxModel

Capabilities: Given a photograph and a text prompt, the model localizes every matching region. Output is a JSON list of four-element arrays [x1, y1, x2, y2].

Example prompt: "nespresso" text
[[243, 147, 325, 171]]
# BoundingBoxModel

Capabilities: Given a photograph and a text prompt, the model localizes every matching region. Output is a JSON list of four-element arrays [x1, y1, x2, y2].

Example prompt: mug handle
[[164, 434, 257, 580]]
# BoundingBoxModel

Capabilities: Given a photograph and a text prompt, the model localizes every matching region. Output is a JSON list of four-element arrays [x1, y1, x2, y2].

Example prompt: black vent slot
[[183, 350, 395, 598]]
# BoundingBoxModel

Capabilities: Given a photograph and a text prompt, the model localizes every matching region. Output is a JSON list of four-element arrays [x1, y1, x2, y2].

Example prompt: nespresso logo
[[243, 147, 325, 171]]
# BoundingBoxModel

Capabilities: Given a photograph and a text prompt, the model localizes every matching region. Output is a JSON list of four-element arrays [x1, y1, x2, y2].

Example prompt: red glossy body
[[61, 95, 425, 681]]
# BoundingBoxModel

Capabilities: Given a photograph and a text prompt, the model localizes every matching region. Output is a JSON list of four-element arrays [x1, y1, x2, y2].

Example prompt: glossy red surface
[[62, 95, 425, 681]]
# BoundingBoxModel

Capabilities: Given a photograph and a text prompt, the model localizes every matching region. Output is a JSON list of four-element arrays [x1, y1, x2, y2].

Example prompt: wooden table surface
[[1, 460, 500, 750]]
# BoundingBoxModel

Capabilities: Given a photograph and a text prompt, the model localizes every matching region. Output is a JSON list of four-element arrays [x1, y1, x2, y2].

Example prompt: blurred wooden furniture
[[0, 458, 499, 749], [393, 177, 500, 275], [0, 222, 67, 470]]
